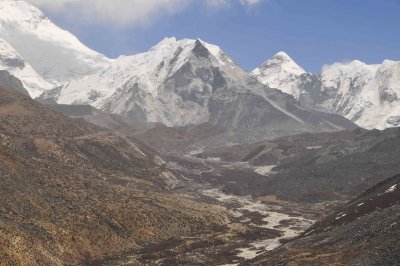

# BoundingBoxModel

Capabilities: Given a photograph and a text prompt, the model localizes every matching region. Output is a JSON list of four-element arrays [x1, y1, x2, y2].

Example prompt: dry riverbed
[[96, 185, 331, 266], [92, 155, 337, 265], [201, 189, 315, 263]]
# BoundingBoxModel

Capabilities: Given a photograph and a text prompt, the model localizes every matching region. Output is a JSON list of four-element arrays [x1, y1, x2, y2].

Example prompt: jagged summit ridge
[[40, 36, 246, 126], [267, 51, 301, 66], [305, 59, 400, 130], [320, 59, 400, 129], [40, 36, 355, 141], [252, 52, 400, 129], [53, 36, 236, 105], [0, 1, 355, 137], [254, 51, 306, 74]]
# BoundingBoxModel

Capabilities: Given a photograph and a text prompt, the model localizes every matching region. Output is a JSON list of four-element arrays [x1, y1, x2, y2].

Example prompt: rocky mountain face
[[41, 37, 356, 145], [0, 0, 110, 94], [0, 0, 398, 134], [1, 2, 400, 265], [0, 70, 29, 96], [0, 0, 360, 143], [317, 60, 400, 129], [42, 37, 241, 127], [253, 53, 400, 130], [0, 84, 228, 265], [247, 173, 400, 265]]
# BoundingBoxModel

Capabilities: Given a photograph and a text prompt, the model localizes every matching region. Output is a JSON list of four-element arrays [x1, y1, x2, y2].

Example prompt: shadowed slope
[[247, 173, 400, 265]]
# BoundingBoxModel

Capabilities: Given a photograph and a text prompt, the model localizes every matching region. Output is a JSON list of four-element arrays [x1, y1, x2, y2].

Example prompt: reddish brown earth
[[0, 85, 229, 265]]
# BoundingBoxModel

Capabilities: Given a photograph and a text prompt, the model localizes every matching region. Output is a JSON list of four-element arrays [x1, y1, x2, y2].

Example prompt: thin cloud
[[206, 0, 230, 7], [26, 0, 267, 27], [240, 0, 264, 6], [27, 0, 189, 27]]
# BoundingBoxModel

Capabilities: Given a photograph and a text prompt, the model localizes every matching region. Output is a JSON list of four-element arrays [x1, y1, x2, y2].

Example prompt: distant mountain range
[[1, 1, 400, 265], [0, 0, 398, 136], [252, 51, 400, 130], [39, 37, 355, 145]]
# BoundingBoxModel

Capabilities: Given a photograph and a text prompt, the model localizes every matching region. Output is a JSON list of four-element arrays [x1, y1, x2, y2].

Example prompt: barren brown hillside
[[0, 85, 228, 265]]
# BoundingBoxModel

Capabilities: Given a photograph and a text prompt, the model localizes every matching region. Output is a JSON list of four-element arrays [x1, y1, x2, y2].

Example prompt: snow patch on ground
[[335, 212, 347, 220], [236, 248, 262, 260], [188, 148, 205, 156], [254, 165, 276, 176], [306, 146, 322, 150], [202, 189, 315, 260], [385, 184, 397, 193], [207, 157, 222, 162]]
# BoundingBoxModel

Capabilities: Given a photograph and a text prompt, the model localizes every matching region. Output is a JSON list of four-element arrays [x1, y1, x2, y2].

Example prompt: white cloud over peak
[[26, 0, 266, 27]]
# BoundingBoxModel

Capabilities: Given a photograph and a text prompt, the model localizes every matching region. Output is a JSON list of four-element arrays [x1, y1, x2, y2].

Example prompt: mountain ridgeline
[[1, 1, 400, 265], [252, 53, 400, 130], [1, 1, 399, 136], [39, 38, 356, 145]]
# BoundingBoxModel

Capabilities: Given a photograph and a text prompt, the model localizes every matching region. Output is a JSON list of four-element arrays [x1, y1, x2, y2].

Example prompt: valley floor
[[90, 156, 338, 265]]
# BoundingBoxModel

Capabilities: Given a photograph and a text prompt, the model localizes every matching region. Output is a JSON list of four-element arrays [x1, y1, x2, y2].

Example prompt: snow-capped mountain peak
[[0, 0, 45, 30], [321, 60, 379, 95], [197, 38, 234, 66], [320, 59, 400, 129], [145, 37, 233, 71], [40, 36, 355, 138], [49, 36, 241, 109], [252, 51, 306, 97], [251, 48, 400, 130], [257, 51, 305, 75], [0, 0, 110, 85]]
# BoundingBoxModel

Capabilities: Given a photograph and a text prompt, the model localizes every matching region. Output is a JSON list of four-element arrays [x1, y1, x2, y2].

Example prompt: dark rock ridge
[[0, 70, 29, 96], [247, 173, 400, 265]]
